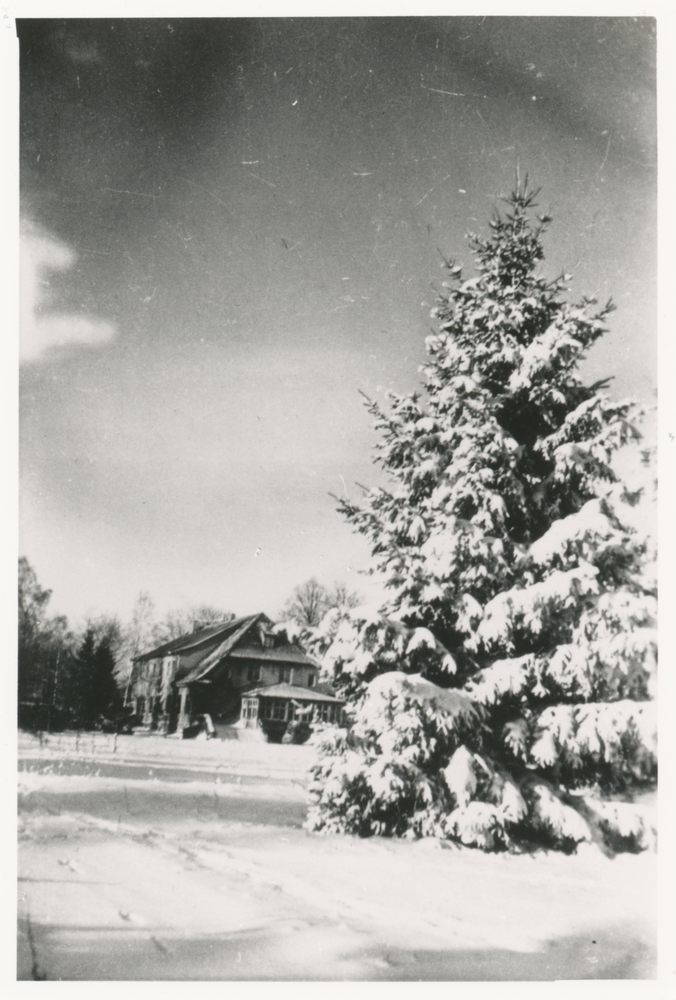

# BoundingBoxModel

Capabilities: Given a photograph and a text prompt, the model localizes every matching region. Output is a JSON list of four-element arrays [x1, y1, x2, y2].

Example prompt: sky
[[15, 15, 657, 626]]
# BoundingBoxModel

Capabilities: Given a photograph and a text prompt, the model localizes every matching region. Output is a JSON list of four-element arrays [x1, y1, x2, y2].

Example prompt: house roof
[[244, 683, 344, 704], [177, 615, 264, 685], [133, 614, 264, 662], [135, 612, 320, 690]]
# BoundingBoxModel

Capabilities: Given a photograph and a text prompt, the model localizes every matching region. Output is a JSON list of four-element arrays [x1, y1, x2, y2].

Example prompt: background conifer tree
[[307, 181, 656, 853], [18, 557, 78, 730], [74, 628, 123, 729]]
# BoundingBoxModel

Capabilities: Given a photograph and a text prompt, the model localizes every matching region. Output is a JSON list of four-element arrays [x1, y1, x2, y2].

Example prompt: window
[[259, 626, 276, 649], [242, 697, 259, 721], [307, 673, 315, 688], [271, 700, 288, 721], [247, 663, 261, 683], [316, 703, 336, 723], [279, 666, 293, 684]]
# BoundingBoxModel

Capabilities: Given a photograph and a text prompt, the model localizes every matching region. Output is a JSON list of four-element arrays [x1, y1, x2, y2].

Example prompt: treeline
[[19, 558, 114, 731]]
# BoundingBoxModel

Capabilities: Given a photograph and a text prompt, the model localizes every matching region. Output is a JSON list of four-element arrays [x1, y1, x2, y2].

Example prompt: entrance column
[[177, 686, 190, 733]]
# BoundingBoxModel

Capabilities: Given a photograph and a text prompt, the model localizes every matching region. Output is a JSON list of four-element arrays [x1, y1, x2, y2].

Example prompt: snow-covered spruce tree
[[306, 182, 656, 853]]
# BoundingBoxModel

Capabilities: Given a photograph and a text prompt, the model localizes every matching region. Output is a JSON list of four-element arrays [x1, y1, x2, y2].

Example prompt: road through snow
[[17, 733, 656, 981]]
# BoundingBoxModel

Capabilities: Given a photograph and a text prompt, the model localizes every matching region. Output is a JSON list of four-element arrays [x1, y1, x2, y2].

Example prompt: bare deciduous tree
[[282, 578, 361, 627]]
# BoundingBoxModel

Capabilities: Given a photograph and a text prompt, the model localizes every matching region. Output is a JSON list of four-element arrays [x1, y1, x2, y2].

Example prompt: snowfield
[[17, 732, 656, 981]]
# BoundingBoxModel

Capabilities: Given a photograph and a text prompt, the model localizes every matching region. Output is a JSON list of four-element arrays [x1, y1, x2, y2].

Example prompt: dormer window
[[259, 626, 276, 649]]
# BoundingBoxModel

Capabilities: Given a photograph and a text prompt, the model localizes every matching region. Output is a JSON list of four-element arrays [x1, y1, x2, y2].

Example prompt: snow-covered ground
[[17, 732, 656, 981]]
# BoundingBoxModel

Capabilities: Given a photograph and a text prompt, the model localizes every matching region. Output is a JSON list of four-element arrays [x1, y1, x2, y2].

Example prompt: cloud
[[20, 220, 116, 362], [61, 36, 103, 66], [65, 43, 102, 65]]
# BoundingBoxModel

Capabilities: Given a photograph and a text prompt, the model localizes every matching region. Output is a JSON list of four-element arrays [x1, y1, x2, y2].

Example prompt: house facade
[[127, 613, 344, 740]]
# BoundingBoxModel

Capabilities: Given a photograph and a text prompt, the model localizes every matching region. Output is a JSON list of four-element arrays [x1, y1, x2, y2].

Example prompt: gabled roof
[[244, 683, 344, 704], [178, 615, 264, 686], [133, 614, 264, 663], [135, 612, 320, 689]]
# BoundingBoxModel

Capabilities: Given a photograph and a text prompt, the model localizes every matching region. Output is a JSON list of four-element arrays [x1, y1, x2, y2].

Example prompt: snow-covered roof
[[244, 683, 344, 704]]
